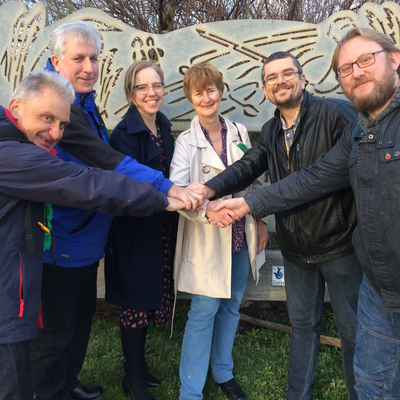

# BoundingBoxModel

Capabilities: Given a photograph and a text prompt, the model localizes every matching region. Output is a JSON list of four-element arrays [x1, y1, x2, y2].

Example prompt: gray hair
[[11, 71, 75, 104], [49, 21, 102, 58]]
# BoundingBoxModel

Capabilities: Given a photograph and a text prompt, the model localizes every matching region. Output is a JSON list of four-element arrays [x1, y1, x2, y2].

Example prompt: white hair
[[49, 21, 102, 58]]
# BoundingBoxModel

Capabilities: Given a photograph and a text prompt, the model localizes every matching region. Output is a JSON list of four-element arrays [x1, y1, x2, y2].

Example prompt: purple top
[[200, 116, 245, 253]]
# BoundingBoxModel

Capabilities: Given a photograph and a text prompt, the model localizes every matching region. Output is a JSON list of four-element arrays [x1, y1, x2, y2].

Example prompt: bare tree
[[22, 0, 400, 31]]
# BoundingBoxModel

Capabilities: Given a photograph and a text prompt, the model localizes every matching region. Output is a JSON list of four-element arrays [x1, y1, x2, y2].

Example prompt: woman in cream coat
[[170, 62, 268, 400]]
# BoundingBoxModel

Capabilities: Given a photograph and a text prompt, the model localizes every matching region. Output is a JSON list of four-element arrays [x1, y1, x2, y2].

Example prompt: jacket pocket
[[379, 145, 400, 199]]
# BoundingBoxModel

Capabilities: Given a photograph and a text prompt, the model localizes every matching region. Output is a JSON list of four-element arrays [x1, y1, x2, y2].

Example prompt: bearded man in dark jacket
[[206, 52, 362, 400]]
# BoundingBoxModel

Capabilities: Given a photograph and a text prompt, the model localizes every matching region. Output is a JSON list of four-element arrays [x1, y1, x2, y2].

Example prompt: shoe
[[122, 374, 156, 400], [218, 378, 246, 400], [70, 383, 105, 400]]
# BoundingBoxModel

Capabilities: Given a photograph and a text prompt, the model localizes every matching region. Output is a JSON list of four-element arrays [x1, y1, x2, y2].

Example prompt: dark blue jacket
[[105, 106, 178, 309], [0, 107, 167, 343], [43, 60, 173, 267]]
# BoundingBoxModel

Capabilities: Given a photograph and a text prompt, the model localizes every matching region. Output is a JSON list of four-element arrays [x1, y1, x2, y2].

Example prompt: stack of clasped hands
[[166, 182, 251, 228]]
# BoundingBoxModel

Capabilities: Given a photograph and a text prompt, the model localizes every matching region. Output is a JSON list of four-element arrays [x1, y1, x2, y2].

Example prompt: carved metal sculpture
[[1, 1, 399, 131]]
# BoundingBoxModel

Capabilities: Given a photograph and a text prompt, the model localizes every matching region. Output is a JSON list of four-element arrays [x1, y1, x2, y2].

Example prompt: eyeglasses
[[264, 71, 301, 86], [337, 50, 386, 78], [132, 83, 164, 94]]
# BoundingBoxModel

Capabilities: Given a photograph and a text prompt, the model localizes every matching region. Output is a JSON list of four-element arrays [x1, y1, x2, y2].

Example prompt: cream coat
[[170, 115, 265, 299]]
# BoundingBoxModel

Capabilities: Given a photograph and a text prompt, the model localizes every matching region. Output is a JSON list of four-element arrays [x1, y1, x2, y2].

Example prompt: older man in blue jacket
[[0, 72, 182, 400], [29, 21, 206, 400]]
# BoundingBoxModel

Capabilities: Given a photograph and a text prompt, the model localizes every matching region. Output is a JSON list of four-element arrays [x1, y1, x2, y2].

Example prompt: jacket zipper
[[18, 259, 24, 317]]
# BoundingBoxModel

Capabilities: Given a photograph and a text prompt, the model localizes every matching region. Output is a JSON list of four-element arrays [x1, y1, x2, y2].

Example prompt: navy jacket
[[105, 106, 178, 309], [43, 60, 173, 267], [0, 107, 167, 344]]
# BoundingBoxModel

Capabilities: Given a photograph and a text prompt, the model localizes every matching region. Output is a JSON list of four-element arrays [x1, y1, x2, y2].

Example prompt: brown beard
[[343, 64, 397, 115], [273, 84, 302, 109]]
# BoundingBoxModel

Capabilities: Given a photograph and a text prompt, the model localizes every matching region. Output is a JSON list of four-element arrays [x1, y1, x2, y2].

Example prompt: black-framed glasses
[[132, 83, 165, 94], [265, 71, 302, 86], [337, 50, 386, 78]]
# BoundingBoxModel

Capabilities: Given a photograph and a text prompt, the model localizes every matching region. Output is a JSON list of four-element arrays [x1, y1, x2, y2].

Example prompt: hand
[[204, 184, 216, 199], [213, 198, 250, 220], [166, 197, 185, 211], [167, 183, 207, 211], [206, 199, 241, 228], [257, 220, 268, 254]]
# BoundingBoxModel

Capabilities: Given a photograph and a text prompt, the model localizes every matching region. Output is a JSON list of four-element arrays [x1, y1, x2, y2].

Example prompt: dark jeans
[[354, 277, 400, 399], [31, 262, 98, 400], [0, 340, 34, 400], [284, 253, 363, 400]]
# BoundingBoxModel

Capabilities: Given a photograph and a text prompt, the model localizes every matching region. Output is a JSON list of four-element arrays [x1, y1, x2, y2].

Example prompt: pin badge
[[386, 153, 391, 160], [202, 166, 210, 174]]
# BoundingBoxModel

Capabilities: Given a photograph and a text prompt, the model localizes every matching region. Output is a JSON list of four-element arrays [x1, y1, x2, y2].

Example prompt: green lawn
[[79, 302, 348, 400]]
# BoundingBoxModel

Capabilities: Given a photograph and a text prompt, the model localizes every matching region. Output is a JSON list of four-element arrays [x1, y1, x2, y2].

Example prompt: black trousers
[[0, 340, 34, 400], [31, 262, 98, 400]]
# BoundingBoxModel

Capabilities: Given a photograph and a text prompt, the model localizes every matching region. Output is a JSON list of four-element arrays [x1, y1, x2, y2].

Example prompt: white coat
[[170, 115, 265, 299]]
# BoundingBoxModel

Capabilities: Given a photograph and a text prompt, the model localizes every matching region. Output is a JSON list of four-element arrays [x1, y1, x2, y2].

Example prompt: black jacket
[[207, 91, 358, 264], [105, 106, 178, 309], [238, 87, 400, 310]]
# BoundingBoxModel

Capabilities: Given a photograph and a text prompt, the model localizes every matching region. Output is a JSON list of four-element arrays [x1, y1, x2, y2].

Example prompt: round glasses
[[132, 83, 165, 94]]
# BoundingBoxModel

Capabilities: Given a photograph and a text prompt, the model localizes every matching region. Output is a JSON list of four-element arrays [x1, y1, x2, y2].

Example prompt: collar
[[274, 90, 308, 125], [123, 105, 171, 135], [280, 102, 302, 130]]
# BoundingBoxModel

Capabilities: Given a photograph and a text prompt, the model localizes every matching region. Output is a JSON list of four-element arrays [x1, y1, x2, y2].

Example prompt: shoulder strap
[[232, 122, 243, 142], [350, 121, 361, 148]]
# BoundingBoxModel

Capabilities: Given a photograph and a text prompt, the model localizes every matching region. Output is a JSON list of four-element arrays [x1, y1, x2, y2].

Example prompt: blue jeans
[[0, 340, 34, 400], [354, 277, 400, 399], [179, 242, 250, 400], [284, 253, 363, 400]]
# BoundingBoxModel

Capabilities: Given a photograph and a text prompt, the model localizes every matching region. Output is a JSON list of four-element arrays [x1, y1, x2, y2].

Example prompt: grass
[[79, 301, 349, 400]]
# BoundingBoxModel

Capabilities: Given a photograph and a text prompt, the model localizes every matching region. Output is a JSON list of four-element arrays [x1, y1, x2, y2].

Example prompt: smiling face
[[262, 57, 305, 109], [51, 35, 99, 94], [129, 67, 164, 120], [190, 85, 222, 121], [337, 36, 400, 118], [9, 87, 70, 151]]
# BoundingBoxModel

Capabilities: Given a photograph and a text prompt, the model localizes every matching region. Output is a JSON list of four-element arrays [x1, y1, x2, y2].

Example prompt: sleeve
[[170, 134, 208, 223], [206, 128, 269, 198], [238, 124, 269, 224], [57, 106, 172, 195], [244, 126, 353, 220], [0, 142, 168, 218]]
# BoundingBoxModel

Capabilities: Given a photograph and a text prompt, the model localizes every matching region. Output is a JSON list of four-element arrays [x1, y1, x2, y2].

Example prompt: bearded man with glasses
[[203, 51, 361, 400]]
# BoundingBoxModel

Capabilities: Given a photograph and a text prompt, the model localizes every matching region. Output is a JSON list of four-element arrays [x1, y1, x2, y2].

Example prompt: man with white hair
[[0, 71, 182, 400], [30, 21, 206, 400]]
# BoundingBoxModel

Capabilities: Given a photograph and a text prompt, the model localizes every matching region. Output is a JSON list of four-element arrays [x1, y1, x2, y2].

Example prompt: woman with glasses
[[170, 62, 267, 400], [105, 60, 178, 400]]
